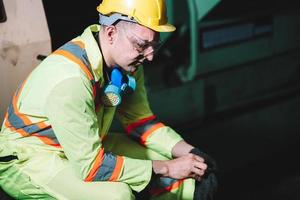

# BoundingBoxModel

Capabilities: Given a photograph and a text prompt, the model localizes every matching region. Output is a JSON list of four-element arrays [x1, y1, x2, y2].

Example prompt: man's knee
[[111, 183, 134, 200]]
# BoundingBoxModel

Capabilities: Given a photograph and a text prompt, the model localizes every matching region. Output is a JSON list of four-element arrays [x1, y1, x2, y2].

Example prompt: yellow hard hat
[[97, 0, 176, 32]]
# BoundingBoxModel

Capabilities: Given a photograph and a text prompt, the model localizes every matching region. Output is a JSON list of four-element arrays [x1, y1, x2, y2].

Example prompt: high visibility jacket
[[0, 25, 183, 192]]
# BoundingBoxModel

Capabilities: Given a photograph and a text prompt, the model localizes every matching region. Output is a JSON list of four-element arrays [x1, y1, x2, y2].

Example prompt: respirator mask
[[101, 66, 136, 107]]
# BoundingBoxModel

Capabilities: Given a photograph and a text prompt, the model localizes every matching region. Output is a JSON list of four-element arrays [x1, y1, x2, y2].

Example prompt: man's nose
[[142, 50, 154, 62], [145, 52, 154, 61]]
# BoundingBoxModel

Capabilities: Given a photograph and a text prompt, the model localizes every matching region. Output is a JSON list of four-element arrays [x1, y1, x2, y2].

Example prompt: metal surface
[[163, 0, 221, 81], [144, 5, 300, 127], [0, 0, 51, 125]]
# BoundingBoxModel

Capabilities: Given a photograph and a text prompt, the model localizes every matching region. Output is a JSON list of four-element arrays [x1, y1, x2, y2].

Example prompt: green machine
[[138, 0, 300, 132], [145, 0, 221, 125]]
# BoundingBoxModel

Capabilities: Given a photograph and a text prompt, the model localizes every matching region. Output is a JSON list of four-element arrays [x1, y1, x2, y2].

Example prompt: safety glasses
[[122, 28, 163, 56]]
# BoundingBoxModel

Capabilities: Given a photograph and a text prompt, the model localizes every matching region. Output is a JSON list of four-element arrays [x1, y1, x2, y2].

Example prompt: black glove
[[190, 148, 218, 174], [190, 148, 218, 200]]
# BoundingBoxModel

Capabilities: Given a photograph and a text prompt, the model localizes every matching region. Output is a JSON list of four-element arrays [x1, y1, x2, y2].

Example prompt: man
[[0, 0, 217, 199]]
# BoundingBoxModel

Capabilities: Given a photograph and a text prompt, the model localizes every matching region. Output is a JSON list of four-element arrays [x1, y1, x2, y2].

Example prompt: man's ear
[[104, 25, 117, 44]]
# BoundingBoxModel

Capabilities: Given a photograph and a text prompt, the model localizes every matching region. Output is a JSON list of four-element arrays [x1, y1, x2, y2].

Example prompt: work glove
[[190, 148, 218, 200]]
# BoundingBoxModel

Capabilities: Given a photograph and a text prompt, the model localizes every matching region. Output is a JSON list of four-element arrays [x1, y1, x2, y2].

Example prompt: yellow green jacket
[[0, 25, 183, 192]]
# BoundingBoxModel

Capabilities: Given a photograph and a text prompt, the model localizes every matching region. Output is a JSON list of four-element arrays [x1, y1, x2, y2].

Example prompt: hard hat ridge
[[99, 13, 137, 26], [97, 0, 176, 32]]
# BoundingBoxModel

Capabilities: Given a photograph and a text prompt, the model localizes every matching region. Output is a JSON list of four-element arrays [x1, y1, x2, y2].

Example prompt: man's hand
[[152, 153, 207, 180]]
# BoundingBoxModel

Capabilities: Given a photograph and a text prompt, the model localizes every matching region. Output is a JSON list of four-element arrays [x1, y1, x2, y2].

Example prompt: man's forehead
[[133, 24, 159, 41]]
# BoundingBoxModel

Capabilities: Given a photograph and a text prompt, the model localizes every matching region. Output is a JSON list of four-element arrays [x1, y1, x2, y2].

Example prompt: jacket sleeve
[[116, 66, 183, 159], [45, 75, 152, 192]]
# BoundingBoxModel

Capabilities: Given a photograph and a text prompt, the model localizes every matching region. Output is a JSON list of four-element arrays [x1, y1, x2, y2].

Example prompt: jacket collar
[[80, 24, 103, 82]]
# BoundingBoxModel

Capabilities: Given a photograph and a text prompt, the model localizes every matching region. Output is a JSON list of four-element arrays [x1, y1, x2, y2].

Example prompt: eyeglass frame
[[118, 25, 163, 56]]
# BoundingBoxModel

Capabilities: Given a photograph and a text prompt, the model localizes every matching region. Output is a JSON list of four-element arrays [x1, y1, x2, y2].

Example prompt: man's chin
[[128, 66, 137, 73], [128, 63, 141, 72], [120, 65, 136, 73]]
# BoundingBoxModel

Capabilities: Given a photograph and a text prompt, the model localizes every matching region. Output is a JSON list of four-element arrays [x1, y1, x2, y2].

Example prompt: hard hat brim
[[151, 23, 176, 32]]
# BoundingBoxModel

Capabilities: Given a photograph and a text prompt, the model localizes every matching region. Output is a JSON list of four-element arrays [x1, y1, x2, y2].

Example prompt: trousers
[[0, 134, 195, 200]]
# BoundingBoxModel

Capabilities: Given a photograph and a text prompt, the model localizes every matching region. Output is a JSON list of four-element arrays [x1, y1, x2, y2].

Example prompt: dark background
[[1, 0, 300, 199]]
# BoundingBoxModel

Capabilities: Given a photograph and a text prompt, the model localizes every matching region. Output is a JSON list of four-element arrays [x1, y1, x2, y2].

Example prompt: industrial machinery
[[146, 0, 300, 127]]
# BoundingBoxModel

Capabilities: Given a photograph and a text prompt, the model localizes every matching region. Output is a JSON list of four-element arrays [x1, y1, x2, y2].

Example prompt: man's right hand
[[152, 153, 207, 181]]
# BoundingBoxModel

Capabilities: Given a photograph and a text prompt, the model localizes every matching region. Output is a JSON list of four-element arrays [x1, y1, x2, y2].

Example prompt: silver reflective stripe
[[99, 13, 137, 26], [129, 118, 159, 141], [93, 151, 117, 181]]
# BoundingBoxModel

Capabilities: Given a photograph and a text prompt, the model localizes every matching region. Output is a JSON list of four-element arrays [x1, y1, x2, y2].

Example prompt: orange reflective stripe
[[53, 49, 94, 81], [167, 179, 183, 191], [72, 40, 85, 49], [108, 156, 124, 181], [150, 179, 184, 196], [31, 134, 61, 147], [140, 122, 165, 145], [85, 148, 105, 182], [7, 80, 50, 136]]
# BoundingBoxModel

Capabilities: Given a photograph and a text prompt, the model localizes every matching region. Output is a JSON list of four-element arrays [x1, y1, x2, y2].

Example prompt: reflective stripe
[[7, 104, 29, 131], [125, 116, 165, 145], [85, 148, 105, 182], [109, 155, 124, 181], [32, 134, 61, 147], [33, 128, 60, 144], [94, 151, 116, 181], [85, 149, 124, 182], [94, 151, 123, 181], [7, 104, 47, 133], [140, 123, 164, 145], [72, 40, 85, 49], [4, 115, 28, 136], [53, 41, 101, 111], [159, 177, 180, 188], [5, 90, 60, 147], [125, 115, 157, 134], [58, 41, 93, 81], [53, 52, 93, 81], [150, 178, 184, 196]]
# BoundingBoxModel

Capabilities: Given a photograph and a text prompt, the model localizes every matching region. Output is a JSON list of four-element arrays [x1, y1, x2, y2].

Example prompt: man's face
[[112, 23, 160, 73]]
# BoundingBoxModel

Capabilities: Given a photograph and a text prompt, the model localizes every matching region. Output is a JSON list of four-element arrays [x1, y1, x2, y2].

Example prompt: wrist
[[171, 140, 194, 158], [152, 160, 169, 176]]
